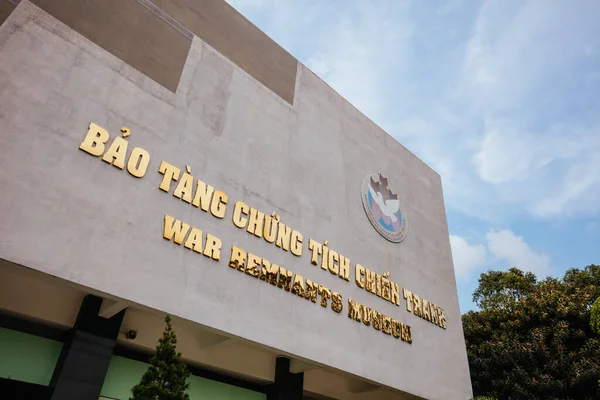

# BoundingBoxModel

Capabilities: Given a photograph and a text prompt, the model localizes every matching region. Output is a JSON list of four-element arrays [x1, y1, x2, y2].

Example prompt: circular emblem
[[361, 174, 408, 243]]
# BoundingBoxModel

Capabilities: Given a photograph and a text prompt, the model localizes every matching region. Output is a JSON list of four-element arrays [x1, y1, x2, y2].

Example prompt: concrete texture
[[152, 0, 298, 104], [30, 0, 191, 92], [0, 0, 15, 27], [0, 2, 472, 400]]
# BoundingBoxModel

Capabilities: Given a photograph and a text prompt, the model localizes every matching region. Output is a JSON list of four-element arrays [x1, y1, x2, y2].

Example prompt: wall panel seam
[[136, 0, 193, 41]]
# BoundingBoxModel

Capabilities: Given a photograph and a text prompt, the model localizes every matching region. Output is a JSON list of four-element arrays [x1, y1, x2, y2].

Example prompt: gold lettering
[[79, 122, 109, 156], [163, 215, 189, 244], [247, 208, 264, 237], [331, 292, 343, 313], [173, 169, 194, 203], [372, 310, 382, 331], [245, 253, 261, 278], [210, 190, 227, 219], [391, 283, 400, 306], [439, 307, 447, 329], [290, 231, 303, 257], [304, 280, 318, 303], [308, 239, 322, 266], [422, 299, 432, 322], [320, 241, 329, 271], [203, 234, 222, 261], [277, 267, 293, 291], [376, 274, 382, 297], [126, 147, 150, 178], [348, 298, 361, 321], [228, 245, 246, 271], [259, 259, 279, 286], [276, 223, 291, 251], [232, 201, 249, 229], [382, 277, 391, 301], [403, 289, 413, 312], [366, 269, 376, 294], [263, 213, 278, 243], [102, 137, 128, 169], [392, 320, 402, 338], [355, 264, 366, 288], [382, 315, 392, 335], [318, 286, 331, 308], [158, 161, 180, 192], [431, 303, 440, 326], [402, 324, 412, 344], [183, 227, 203, 254], [412, 294, 422, 317], [361, 304, 372, 326], [291, 274, 305, 297], [192, 180, 214, 210], [327, 249, 339, 275], [339, 256, 350, 281]]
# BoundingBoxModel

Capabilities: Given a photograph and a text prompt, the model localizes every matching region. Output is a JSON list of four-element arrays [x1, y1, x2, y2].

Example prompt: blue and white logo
[[361, 173, 408, 243]]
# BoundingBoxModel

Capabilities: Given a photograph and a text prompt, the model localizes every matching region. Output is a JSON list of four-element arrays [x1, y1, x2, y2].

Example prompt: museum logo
[[361, 174, 408, 243]]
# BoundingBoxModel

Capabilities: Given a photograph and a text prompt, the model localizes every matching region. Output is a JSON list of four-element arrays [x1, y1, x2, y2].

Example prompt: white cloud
[[530, 149, 600, 217], [303, 2, 413, 124], [473, 123, 600, 185], [449, 235, 486, 279], [225, 0, 600, 223], [462, 0, 600, 218], [486, 229, 549, 276]]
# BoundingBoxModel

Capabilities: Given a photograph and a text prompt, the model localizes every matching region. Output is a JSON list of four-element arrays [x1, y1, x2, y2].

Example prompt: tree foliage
[[464, 265, 600, 400], [131, 315, 191, 400], [473, 267, 537, 311], [592, 297, 600, 333]]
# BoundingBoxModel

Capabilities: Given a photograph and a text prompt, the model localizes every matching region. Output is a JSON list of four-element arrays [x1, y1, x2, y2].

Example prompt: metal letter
[[229, 245, 246, 271], [79, 122, 110, 156], [210, 190, 228, 219], [331, 292, 343, 313], [291, 274, 305, 297], [290, 231, 303, 257], [355, 264, 366, 288], [158, 161, 180, 192], [192, 180, 214, 211], [102, 137, 128, 169], [184, 227, 203, 254], [328, 249, 339, 275], [127, 147, 150, 178], [246, 253, 261, 278], [277, 267, 293, 291], [232, 201, 249, 229], [403, 289, 413, 312], [203, 234, 222, 261], [247, 208, 264, 237], [348, 299, 361, 321], [308, 239, 322, 266], [339, 255, 350, 281], [382, 315, 392, 335], [163, 215, 190, 244]]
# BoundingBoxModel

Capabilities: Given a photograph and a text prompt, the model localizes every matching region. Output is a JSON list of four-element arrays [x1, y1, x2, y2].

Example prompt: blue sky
[[226, 0, 600, 312]]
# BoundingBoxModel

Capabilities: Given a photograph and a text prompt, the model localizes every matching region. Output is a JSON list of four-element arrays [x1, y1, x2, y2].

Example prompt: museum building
[[0, 1, 473, 399]]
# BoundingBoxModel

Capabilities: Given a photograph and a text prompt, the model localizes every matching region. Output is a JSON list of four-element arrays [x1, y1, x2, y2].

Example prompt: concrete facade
[[0, 2, 472, 400]]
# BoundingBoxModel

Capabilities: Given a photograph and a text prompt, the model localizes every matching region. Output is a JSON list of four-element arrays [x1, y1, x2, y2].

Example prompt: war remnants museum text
[[79, 122, 448, 345]]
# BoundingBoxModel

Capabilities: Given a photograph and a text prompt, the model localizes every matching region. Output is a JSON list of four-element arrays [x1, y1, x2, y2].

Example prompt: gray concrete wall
[[0, 2, 472, 399]]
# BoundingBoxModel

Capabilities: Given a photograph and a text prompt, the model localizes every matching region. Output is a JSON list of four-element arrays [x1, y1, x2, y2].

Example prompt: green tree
[[592, 297, 600, 334], [472, 267, 537, 311], [464, 265, 600, 400], [131, 315, 191, 400]]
